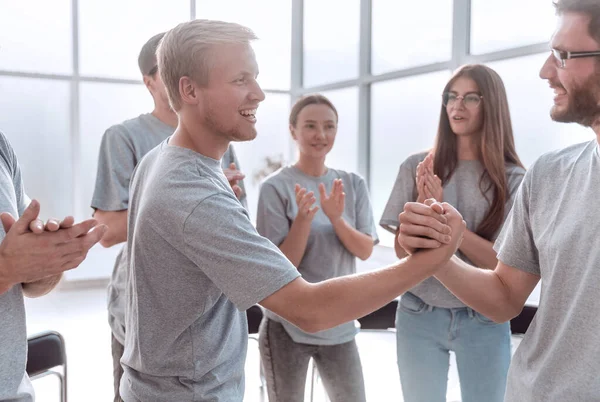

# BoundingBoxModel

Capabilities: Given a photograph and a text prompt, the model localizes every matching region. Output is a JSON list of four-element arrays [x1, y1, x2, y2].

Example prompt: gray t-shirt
[[380, 151, 525, 308], [494, 140, 600, 402], [120, 141, 300, 402], [90, 113, 246, 345], [0, 132, 33, 402], [257, 166, 379, 345]]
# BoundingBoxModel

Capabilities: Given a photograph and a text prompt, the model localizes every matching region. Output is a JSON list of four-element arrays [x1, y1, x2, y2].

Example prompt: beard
[[551, 68, 600, 127], [202, 96, 257, 142]]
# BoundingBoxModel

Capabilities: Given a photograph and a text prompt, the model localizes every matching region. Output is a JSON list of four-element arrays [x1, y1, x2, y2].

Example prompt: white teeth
[[240, 109, 257, 116]]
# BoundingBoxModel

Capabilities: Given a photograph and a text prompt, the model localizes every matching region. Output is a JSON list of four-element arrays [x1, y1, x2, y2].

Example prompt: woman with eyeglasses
[[256, 94, 379, 402], [379, 64, 526, 402]]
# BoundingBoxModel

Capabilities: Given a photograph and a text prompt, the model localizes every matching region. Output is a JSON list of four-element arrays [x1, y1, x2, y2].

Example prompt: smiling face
[[194, 43, 266, 142], [290, 103, 338, 159], [540, 11, 600, 127], [445, 76, 484, 138]]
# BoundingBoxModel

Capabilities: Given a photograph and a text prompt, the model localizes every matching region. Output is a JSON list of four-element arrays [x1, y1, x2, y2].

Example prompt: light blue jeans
[[396, 292, 511, 402]]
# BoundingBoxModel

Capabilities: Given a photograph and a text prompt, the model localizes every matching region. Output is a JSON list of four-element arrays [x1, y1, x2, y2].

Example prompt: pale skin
[[167, 41, 467, 333], [395, 76, 500, 270], [278, 103, 373, 266], [0, 199, 107, 297], [397, 11, 600, 324], [94, 65, 246, 248]]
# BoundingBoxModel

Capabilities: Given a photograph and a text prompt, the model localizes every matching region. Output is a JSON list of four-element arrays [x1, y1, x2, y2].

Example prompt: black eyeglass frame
[[551, 48, 600, 68]]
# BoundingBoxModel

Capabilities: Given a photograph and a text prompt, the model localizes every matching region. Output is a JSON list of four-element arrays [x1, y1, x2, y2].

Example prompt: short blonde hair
[[157, 19, 258, 111]]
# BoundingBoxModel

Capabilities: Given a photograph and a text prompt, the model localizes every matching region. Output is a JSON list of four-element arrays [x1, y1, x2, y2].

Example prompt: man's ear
[[179, 76, 200, 106]]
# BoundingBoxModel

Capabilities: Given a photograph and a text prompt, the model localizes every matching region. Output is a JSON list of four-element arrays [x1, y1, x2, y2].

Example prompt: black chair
[[510, 305, 538, 334], [26, 330, 67, 402]]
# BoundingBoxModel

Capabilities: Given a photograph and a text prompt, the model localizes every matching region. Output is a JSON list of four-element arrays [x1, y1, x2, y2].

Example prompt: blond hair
[[157, 19, 258, 110]]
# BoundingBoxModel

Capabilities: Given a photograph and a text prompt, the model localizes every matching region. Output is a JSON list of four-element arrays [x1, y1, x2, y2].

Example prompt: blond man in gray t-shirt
[[90, 33, 247, 402], [119, 19, 467, 402], [397, 1, 600, 401]]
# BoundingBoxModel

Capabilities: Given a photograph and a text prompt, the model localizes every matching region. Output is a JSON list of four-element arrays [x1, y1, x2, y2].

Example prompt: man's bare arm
[[93, 209, 127, 248]]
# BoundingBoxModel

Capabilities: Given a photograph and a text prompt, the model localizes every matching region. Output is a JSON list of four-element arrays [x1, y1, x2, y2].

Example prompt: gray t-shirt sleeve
[[256, 181, 290, 247], [183, 192, 300, 310], [352, 174, 379, 244], [494, 168, 540, 275], [379, 157, 419, 234], [91, 126, 136, 212]]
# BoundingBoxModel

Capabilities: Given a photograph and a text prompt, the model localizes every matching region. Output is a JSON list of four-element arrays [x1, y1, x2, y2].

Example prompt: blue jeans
[[396, 292, 511, 402]]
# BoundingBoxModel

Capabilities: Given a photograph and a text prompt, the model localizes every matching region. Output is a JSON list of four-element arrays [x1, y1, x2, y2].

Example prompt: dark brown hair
[[433, 64, 525, 240], [554, 0, 600, 44], [289, 94, 338, 127]]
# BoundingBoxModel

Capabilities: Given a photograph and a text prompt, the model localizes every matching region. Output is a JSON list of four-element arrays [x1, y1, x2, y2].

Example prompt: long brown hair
[[433, 64, 524, 240]]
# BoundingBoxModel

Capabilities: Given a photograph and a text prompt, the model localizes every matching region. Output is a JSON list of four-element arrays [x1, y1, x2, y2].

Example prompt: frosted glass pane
[[372, 0, 452, 75], [0, 77, 72, 220], [303, 0, 359, 87], [488, 53, 595, 167], [370, 71, 451, 246], [79, 0, 190, 79], [471, 0, 555, 54], [196, 0, 291, 90], [79, 82, 154, 221], [233, 93, 291, 222], [0, 0, 72, 74], [320, 87, 359, 174]]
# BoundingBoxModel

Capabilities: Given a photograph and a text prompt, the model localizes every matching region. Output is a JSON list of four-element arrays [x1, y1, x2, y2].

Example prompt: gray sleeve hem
[[235, 270, 301, 312], [90, 200, 128, 212], [496, 252, 540, 276], [379, 219, 398, 234]]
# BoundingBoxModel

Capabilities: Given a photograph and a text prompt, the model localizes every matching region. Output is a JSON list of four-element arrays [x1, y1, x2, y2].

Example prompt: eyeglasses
[[551, 48, 600, 68], [442, 92, 483, 109]]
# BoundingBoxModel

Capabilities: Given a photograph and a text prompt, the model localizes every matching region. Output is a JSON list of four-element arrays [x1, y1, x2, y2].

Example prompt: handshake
[[397, 199, 466, 267]]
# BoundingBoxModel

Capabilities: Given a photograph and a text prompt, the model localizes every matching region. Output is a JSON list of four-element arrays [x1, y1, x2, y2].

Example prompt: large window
[[303, 0, 360, 87], [470, 0, 556, 55], [196, 0, 292, 90], [371, 0, 453, 75], [0, 77, 72, 219], [0, 0, 73, 74], [0, 0, 589, 287], [79, 0, 190, 79]]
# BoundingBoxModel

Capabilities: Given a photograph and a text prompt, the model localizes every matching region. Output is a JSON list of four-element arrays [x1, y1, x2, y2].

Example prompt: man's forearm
[[303, 251, 443, 332], [22, 273, 63, 298], [93, 209, 126, 248], [435, 256, 520, 322], [458, 229, 498, 270]]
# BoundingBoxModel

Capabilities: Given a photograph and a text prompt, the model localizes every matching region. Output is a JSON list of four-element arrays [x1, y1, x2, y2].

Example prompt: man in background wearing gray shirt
[[119, 19, 467, 402], [91, 32, 247, 402], [398, 1, 600, 400], [0, 131, 106, 401]]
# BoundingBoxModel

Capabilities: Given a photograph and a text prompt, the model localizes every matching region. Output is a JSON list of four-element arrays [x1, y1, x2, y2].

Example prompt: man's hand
[[223, 162, 245, 200], [398, 201, 450, 255], [399, 199, 465, 251], [0, 200, 107, 294], [318, 179, 345, 223]]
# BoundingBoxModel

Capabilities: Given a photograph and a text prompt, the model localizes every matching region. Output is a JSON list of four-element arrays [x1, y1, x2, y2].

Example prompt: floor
[[25, 284, 523, 402]]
